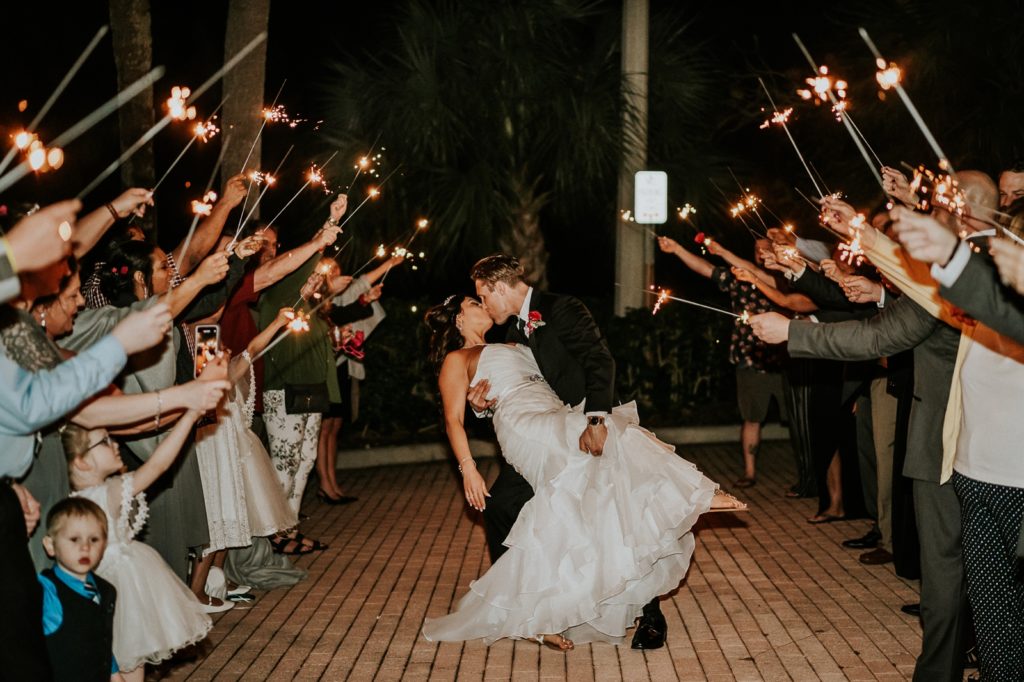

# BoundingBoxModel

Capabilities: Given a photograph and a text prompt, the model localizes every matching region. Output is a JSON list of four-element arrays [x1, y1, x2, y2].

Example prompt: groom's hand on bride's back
[[467, 380, 496, 414]]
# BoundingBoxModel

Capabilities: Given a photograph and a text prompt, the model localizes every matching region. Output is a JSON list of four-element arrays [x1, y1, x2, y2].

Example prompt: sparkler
[[177, 135, 231, 268], [231, 145, 294, 244], [344, 134, 383, 191], [623, 285, 747, 321], [793, 33, 884, 190], [758, 77, 824, 199], [234, 80, 287, 235], [191, 191, 218, 217], [379, 216, 429, 284], [76, 33, 266, 200], [678, 203, 696, 221], [151, 101, 226, 194], [334, 163, 404, 231], [0, 25, 109, 177], [0, 66, 165, 195], [859, 28, 952, 172], [259, 151, 341, 232]]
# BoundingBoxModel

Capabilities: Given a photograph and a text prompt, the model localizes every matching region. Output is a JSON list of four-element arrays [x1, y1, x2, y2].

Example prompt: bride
[[421, 295, 746, 650]]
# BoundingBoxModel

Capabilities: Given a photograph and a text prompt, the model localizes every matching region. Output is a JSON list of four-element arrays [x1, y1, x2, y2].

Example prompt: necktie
[[83, 581, 100, 604]]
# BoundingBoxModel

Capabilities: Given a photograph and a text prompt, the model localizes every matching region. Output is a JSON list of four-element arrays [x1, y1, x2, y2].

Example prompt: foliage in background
[[340, 297, 737, 448]]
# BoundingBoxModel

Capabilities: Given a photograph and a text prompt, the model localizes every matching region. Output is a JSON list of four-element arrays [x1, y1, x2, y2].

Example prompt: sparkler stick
[[77, 34, 266, 200], [238, 80, 285, 175], [233, 145, 293, 240], [758, 77, 824, 199], [616, 284, 745, 320], [858, 28, 952, 172], [151, 99, 227, 194], [334, 163, 404, 231], [0, 25, 109, 177], [234, 80, 286, 238], [709, 177, 764, 239], [177, 135, 231, 268], [260, 151, 340, 231], [793, 186, 819, 211], [77, 117, 173, 199], [793, 33, 884, 189], [346, 132, 382, 191], [0, 66, 165, 195], [727, 168, 770, 232]]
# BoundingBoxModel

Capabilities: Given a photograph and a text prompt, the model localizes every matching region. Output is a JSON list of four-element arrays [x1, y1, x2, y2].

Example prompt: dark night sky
[[1, 1, 1019, 307]]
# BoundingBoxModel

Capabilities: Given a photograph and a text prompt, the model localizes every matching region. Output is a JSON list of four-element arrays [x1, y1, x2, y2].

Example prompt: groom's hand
[[467, 379, 496, 414], [580, 423, 608, 456]]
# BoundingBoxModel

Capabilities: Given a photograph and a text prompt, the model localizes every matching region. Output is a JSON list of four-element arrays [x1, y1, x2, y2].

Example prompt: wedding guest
[[64, 393, 224, 682], [38, 497, 119, 682], [998, 160, 1024, 208], [657, 236, 786, 489]]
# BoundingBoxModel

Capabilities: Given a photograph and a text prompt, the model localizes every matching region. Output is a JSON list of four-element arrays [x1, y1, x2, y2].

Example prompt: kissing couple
[[422, 253, 746, 651]]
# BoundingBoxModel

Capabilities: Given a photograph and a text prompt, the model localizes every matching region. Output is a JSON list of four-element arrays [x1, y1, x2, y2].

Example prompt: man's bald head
[[957, 170, 998, 233]]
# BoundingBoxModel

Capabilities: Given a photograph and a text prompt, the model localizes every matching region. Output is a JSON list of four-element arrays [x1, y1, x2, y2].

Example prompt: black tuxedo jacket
[[505, 290, 615, 413]]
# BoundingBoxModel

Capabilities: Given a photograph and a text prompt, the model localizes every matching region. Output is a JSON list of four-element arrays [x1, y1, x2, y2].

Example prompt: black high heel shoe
[[317, 489, 358, 505]]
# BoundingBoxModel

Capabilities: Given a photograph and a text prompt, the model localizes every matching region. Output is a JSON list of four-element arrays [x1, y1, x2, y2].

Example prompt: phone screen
[[194, 324, 220, 378]]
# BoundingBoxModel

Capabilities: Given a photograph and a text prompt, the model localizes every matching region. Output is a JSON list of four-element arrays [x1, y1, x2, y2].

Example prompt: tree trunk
[[222, 0, 269, 213], [109, 0, 155, 232], [500, 170, 549, 289]]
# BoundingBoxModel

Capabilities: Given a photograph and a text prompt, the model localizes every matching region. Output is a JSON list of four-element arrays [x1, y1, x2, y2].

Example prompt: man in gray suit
[[749, 296, 967, 682]]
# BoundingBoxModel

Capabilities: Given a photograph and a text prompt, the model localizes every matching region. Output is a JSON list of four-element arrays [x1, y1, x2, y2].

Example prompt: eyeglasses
[[83, 435, 114, 454]]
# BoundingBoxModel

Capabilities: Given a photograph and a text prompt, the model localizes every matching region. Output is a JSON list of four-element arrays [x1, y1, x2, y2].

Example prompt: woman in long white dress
[[421, 296, 745, 649]]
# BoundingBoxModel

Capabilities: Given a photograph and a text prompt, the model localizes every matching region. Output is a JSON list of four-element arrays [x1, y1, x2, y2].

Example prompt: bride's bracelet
[[457, 457, 475, 474]]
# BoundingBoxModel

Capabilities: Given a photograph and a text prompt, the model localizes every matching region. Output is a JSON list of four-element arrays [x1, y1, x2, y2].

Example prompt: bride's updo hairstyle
[[424, 294, 467, 373]]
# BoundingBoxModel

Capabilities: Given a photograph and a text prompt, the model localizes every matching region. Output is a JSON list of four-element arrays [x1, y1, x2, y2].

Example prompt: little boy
[[38, 497, 121, 682]]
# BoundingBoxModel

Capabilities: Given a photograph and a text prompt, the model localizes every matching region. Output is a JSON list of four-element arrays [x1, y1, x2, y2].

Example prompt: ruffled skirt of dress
[[99, 540, 212, 671], [422, 402, 717, 645]]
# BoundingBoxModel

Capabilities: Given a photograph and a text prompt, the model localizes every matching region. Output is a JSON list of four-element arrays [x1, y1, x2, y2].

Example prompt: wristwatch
[[587, 416, 605, 427]]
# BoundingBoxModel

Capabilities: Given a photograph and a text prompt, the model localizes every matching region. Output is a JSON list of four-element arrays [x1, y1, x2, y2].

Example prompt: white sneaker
[[227, 584, 252, 596]]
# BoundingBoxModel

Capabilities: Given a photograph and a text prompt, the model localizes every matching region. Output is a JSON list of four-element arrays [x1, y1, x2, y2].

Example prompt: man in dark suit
[[466, 253, 665, 649], [749, 297, 968, 682]]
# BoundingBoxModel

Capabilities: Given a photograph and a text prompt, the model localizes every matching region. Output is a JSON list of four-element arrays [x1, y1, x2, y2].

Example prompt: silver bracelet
[[154, 390, 162, 430], [457, 457, 475, 474]]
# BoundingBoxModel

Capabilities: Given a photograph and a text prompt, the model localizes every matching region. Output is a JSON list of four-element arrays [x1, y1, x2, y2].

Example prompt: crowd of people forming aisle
[[0, 180, 404, 680], [653, 163, 1024, 681]]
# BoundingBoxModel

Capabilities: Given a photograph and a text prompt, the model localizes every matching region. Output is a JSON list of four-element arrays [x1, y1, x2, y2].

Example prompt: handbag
[[284, 382, 330, 414]]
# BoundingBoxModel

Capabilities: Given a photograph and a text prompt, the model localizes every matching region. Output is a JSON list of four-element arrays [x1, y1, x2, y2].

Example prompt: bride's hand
[[462, 463, 490, 511]]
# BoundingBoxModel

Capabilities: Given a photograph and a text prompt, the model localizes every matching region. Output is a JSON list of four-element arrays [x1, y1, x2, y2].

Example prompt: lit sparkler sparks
[[875, 61, 901, 91], [286, 311, 311, 333], [166, 86, 197, 121], [678, 203, 696, 220], [375, 244, 386, 258], [193, 117, 220, 142], [759, 107, 793, 129], [261, 104, 309, 129], [652, 288, 669, 315], [191, 190, 218, 217], [631, 285, 745, 320], [248, 170, 277, 186], [838, 213, 867, 265]]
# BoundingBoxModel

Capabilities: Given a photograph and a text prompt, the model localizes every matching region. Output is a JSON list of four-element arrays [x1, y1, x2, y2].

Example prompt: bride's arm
[[439, 353, 489, 511]]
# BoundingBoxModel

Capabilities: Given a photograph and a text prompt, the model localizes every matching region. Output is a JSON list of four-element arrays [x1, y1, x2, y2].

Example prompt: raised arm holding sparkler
[[170, 174, 248, 275], [72, 188, 154, 258]]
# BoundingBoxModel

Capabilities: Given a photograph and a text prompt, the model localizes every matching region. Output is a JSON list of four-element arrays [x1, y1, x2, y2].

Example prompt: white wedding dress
[[422, 344, 719, 645]]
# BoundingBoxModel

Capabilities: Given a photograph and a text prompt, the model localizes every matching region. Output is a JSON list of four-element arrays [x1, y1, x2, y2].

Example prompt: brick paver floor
[[160, 441, 924, 681]]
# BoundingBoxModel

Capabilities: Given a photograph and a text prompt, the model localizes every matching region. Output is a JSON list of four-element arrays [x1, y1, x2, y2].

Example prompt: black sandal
[[270, 534, 315, 555]]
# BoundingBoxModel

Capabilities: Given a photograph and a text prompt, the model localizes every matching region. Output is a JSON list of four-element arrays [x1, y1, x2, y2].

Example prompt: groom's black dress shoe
[[630, 612, 667, 650]]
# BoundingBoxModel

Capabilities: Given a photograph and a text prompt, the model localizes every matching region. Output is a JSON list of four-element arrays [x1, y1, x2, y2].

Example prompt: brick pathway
[[161, 441, 923, 681]]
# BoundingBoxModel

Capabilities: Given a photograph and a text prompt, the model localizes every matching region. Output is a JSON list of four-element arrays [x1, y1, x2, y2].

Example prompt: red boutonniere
[[525, 310, 546, 337]]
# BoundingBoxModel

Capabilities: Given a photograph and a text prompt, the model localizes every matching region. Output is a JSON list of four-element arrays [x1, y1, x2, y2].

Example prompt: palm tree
[[222, 0, 270, 198], [109, 0, 155, 231], [323, 0, 722, 289]]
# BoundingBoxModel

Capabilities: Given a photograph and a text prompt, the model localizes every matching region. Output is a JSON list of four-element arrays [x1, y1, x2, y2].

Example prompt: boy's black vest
[[41, 567, 117, 682]]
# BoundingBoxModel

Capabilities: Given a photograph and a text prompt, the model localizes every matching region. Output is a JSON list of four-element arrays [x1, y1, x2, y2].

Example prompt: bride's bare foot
[[709, 490, 748, 512], [536, 633, 574, 651]]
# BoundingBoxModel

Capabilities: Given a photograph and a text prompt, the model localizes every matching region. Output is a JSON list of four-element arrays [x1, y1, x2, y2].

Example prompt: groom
[[467, 253, 668, 650]]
